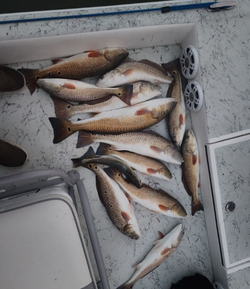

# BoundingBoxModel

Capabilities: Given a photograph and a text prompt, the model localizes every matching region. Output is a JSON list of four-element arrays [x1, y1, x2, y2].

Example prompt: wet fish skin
[[107, 168, 187, 218], [96, 59, 173, 88], [49, 98, 177, 144], [82, 163, 141, 240], [51, 81, 162, 119], [18, 48, 129, 94], [37, 79, 132, 105], [162, 58, 188, 147], [71, 146, 142, 188], [96, 143, 172, 181], [77, 131, 183, 165], [181, 130, 203, 216], [117, 224, 184, 289]]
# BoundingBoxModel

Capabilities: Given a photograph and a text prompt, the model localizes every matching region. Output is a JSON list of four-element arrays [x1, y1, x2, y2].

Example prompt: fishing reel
[[184, 81, 203, 112]]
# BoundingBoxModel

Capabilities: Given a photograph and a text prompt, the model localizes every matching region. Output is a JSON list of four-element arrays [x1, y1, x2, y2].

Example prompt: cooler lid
[[0, 186, 94, 289]]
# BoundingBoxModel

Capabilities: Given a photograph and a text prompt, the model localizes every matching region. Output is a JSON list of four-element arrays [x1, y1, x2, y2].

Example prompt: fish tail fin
[[192, 199, 204, 216], [76, 131, 94, 148], [71, 147, 95, 167], [117, 282, 135, 289], [18, 68, 40, 95], [51, 96, 74, 119], [49, 117, 75, 144], [161, 58, 181, 75], [96, 143, 111, 156], [118, 84, 133, 105]]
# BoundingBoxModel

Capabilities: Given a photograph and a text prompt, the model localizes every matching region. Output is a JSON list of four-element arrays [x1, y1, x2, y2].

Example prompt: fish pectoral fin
[[147, 168, 157, 174], [121, 211, 131, 223], [135, 108, 150, 115], [122, 69, 134, 76], [61, 82, 76, 89], [158, 204, 170, 212], [87, 51, 103, 57], [157, 231, 164, 239], [161, 247, 171, 255], [179, 114, 185, 125], [150, 146, 164, 154], [193, 154, 198, 165]]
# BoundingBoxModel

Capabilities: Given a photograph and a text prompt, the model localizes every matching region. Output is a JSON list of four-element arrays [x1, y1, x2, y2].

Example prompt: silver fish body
[[96, 59, 173, 87], [51, 81, 162, 119], [77, 131, 183, 165], [117, 224, 184, 289]]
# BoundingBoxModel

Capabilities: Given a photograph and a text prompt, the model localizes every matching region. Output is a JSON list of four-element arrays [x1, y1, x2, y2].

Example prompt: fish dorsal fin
[[122, 57, 135, 63], [83, 146, 96, 159], [153, 240, 160, 246], [51, 58, 64, 65], [132, 261, 141, 270], [158, 231, 164, 239], [144, 130, 161, 137], [141, 183, 153, 190], [167, 80, 176, 98], [96, 176, 105, 206], [161, 58, 180, 75], [139, 59, 168, 75]]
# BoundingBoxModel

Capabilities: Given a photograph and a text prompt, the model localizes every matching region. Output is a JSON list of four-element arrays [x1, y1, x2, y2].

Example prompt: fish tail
[[49, 117, 75, 144], [18, 68, 40, 95], [51, 96, 74, 119], [118, 84, 133, 105], [76, 131, 94, 148], [191, 199, 204, 216], [117, 282, 135, 289], [71, 147, 95, 167], [161, 58, 181, 75], [96, 143, 111, 156]]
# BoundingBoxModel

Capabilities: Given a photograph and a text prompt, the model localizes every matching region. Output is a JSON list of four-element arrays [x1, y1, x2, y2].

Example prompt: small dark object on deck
[[171, 273, 213, 289]]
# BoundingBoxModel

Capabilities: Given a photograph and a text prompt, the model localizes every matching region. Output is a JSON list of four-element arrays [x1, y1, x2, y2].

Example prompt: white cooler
[[0, 169, 110, 289]]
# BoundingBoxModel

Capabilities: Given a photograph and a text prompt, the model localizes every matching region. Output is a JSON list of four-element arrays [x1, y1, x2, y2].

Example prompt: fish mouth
[[123, 224, 140, 240]]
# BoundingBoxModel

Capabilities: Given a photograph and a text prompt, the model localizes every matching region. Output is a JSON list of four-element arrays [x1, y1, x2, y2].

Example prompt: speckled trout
[[49, 98, 177, 144], [117, 224, 184, 289], [83, 164, 141, 240], [107, 168, 187, 218], [18, 48, 129, 94], [77, 131, 183, 165]]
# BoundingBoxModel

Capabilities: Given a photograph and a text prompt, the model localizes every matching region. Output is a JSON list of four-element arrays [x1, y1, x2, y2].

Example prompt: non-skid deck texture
[[0, 45, 213, 289]]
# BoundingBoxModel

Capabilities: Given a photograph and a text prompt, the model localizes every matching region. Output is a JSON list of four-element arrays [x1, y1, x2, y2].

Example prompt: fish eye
[[89, 164, 92, 168], [95, 166, 97, 169], [118, 173, 121, 177], [117, 92, 121, 96]]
